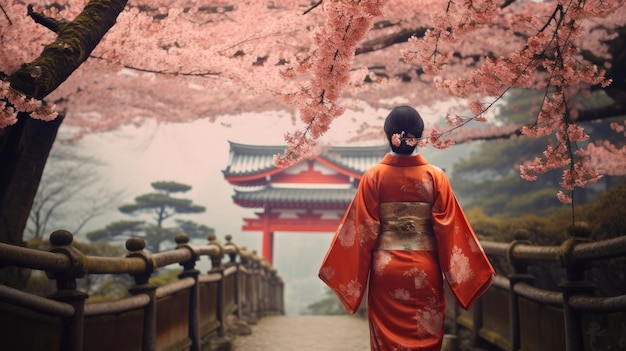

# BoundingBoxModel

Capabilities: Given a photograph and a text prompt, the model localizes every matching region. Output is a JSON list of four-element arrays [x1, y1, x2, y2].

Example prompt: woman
[[319, 105, 495, 350]]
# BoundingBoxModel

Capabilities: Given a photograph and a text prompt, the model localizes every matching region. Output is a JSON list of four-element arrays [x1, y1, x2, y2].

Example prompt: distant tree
[[451, 89, 623, 217], [86, 181, 207, 252], [86, 219, 214, 253], [86, 220, 145, 242], [118, 181, 205, 228], [27, 145, 124, 240], [174, 219, 214, 240]]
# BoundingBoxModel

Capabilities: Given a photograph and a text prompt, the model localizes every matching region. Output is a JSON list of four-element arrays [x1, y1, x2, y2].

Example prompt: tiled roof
[[318, 145, 389, 175], [223, 141, 388, 178], [233, 186, 357, 208]]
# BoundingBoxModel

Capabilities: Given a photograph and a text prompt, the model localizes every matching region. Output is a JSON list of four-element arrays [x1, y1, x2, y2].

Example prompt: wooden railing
[[0, 231, 284, 351], [446, 223, 626, 351], [2, 223, 624, 351]]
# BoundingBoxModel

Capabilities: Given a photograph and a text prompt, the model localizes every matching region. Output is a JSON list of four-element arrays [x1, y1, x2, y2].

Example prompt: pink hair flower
[[405, 137, 418, 147], [392, 131, 419, 147], [391, 132, 404, 147]]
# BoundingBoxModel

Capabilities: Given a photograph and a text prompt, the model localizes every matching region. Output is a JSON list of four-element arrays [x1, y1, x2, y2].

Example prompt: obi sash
[[378, 202, 436, 251]]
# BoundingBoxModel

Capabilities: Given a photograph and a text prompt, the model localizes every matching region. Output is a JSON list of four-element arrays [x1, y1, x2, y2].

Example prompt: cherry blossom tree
[[1, 0, 626, 246], [1, 0, 130, 247]]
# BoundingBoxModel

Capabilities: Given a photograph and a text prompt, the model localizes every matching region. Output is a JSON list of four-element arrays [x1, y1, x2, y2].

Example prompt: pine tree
[[87, 181, 207, 252]]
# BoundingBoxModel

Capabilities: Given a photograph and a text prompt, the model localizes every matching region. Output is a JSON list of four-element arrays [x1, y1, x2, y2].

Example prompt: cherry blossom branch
[[87, 55, 222, 78], [402, 0, 614, 203], [516, 2, 604, 204], [304, 1, 323, 16], [218, 30, 301, 55], [2, 0, 129, 129], [275, 1, 389, 167], [1, 4, 11, 25]]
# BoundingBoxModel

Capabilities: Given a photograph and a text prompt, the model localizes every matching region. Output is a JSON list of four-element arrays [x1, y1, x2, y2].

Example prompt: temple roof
[[223, 141, 388, 180], [233, 186, 356, 209]]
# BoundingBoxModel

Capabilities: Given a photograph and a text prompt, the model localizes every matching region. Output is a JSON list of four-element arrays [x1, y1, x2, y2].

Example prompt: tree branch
[[9, 0, 129, 99], [304, 1, 322, 15], [1, 4, 11, 25], [27, 4, 69, 33]]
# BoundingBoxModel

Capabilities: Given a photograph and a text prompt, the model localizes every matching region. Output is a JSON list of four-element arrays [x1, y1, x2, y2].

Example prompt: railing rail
[[0, 230, 284, 351], [447, 223, 626, 351]]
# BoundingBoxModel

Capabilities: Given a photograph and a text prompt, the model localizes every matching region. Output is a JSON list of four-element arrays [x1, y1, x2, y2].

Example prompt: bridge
[[1, 223, 625, 351]]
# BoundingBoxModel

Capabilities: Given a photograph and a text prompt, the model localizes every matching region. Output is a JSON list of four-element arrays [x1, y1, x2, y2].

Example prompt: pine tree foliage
[[86, 180, 209, 252]]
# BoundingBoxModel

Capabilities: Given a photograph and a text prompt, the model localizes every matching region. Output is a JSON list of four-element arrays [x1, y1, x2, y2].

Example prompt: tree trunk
[[0, 0, 128, 244], [0, 113, 63, 287], [0, 0, 128, 286], [0, 113, 63, 246]]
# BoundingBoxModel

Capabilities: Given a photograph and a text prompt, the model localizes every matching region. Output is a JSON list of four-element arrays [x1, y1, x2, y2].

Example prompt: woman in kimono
[[319, 105, 495, 351]]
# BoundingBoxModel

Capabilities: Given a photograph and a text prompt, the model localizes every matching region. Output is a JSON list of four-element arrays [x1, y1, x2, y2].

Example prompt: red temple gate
[[222, 142, 387, 264]]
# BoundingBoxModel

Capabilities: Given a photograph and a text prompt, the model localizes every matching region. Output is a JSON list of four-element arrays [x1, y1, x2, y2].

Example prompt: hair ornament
[[391, 131, 418, 147]]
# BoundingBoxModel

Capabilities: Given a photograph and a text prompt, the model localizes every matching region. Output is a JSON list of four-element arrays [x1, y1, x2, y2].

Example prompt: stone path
[[232, 315, 455, 351], [233, 315, 371, 351]]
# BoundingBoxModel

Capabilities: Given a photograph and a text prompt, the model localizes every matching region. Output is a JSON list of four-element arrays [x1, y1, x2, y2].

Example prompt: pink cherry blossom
[[1, 0, 625, 201], [391, 132, 403, 147]]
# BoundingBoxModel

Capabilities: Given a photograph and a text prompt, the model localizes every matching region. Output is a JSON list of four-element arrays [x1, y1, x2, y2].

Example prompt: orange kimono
[[319, 153, 494, 351]]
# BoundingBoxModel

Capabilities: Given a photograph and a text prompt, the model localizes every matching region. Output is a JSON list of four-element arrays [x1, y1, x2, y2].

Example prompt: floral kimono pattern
[[319, 153, 495, 351]]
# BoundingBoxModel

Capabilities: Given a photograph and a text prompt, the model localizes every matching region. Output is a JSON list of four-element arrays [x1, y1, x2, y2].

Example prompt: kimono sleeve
[[318, 170, 381, 314], [431, 169, 495, 310]]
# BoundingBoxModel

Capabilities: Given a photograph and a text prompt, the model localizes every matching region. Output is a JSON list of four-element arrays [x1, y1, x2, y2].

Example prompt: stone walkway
[[233, 315, 370, 351], [233, 315, 455, 351]]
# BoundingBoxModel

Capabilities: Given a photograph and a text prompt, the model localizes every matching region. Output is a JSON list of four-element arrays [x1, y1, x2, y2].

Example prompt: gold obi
[[377, 202, 436, 251]]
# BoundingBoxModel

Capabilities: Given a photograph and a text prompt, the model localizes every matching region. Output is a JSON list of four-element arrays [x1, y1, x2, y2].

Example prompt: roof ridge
[[228, 140, 388, 155]]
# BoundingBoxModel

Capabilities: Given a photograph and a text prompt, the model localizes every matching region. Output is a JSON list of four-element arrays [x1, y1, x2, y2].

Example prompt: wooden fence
[[0, 231, 284, 351], [446, 223, 626, 351], [2, 222, 625, 351]]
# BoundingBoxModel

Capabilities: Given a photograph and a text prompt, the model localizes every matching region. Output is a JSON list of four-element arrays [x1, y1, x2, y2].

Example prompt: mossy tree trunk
[[0, 0, 128, 286]]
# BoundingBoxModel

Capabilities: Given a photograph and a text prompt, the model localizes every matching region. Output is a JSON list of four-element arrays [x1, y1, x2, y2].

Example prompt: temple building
[[222, 141, 387, 264]]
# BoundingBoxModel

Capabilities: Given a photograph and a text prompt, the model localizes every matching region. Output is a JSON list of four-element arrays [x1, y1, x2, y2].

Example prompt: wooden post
[[207, 234, 226, 337], [249, 250, 260, 324], [507, 230, 534, 351], [470, 297, 483, 346], [175, 233, 200, 351], [126, 238, 157, 351], [47, 230, 88, 351], [559, 222, 594, 351], [223, 235, 242, 320]]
